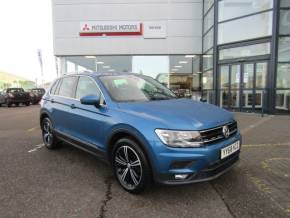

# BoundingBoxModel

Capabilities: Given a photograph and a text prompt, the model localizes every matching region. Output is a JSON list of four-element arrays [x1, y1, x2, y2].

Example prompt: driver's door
[[69, 76, 108, 151]]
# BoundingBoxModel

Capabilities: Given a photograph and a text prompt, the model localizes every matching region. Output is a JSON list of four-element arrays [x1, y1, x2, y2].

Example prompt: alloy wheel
[[43, 120, 53, 146], [114, 145, 143, 190]]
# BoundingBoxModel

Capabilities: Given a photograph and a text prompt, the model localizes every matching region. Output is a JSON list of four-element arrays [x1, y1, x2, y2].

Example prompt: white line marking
[[28, 143, 44, 153]]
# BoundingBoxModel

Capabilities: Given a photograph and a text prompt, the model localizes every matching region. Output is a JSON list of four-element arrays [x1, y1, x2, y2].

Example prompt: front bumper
[[152, 132, 241, 185], [156, 152, 239, 185]]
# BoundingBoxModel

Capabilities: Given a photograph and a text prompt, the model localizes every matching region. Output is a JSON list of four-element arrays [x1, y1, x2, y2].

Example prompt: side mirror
[[80, 94, 100, 107]]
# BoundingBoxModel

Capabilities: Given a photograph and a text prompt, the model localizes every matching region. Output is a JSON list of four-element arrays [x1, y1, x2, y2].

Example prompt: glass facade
[[218, 11, 273, 44], [203, 28, 214, 52], [279, 10, 290, 35], [276, 4, 290, 112], [214, 0, 274, 113], [219, 43, 271, 60], [202, 1, 215, 103], [203, 0, 214, 14], [204, 7, 214, 33], [276, 64, 290, 88], [278, 37, 290, 62], [218, 0, 273, 22], [203, 49, 213, 71], [281, 0, 290, 8], [211, 0, 290, 113], [59, 55, 202, 99]]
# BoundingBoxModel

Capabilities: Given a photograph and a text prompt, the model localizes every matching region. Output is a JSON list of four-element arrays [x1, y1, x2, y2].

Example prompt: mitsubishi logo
[[82, 24, 90, 31], [222, 125, 230, 138]]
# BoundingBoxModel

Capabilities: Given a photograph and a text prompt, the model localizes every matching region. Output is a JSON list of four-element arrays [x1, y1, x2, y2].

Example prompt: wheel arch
[[39, 111, 52, 130], [106, 127, 156, 176]]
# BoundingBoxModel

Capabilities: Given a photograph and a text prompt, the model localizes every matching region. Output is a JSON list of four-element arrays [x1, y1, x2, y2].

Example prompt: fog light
[[174, 174, 188, 180]]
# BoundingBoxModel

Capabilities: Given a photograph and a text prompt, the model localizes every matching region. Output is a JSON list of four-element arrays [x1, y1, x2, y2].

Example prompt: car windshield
[[7, 88, 24, 93], [100, 75, 176, 102]]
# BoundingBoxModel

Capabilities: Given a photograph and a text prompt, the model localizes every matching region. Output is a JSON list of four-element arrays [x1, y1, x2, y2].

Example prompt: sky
[[0, 0, 57, 84]]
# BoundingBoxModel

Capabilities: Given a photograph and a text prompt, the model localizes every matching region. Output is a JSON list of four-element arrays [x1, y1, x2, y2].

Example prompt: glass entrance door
[[219, 61, 268, 112]]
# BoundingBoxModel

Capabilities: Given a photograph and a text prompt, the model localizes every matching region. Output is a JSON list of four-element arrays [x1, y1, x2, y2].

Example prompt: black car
[[29, 88, 46, 104], [0, 88, 30, 107]]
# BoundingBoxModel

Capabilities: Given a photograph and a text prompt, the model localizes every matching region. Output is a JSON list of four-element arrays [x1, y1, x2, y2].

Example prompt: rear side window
[[58, 77, 78, 98], [75, 77, 101, 99]]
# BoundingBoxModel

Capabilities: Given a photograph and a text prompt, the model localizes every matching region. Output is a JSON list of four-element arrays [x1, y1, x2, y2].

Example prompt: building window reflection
[[60, 55, 201, 100]]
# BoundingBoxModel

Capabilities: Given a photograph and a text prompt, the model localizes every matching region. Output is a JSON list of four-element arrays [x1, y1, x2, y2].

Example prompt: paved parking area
[[0, 105, 289, 218]]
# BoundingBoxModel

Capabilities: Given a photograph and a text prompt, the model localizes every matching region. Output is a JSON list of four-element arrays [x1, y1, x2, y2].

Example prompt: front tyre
[[41, 117, 59, 149], [112, 138, 152, 194]]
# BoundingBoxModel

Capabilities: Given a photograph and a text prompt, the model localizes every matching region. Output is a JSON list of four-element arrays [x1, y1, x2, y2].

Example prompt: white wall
[[52, 0, 202, 56]]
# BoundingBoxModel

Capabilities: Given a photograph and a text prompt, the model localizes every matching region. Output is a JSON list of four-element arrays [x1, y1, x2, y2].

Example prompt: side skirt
[[54, 130, 109, 164]]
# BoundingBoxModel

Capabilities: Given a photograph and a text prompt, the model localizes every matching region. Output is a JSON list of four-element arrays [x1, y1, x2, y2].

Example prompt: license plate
[[221, 141, 240, 159]]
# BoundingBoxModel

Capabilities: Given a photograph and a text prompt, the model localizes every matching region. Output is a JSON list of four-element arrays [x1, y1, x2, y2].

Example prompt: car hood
[[117, 99, 234, 130]]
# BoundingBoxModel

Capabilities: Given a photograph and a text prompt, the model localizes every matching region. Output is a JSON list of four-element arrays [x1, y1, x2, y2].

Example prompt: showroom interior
[[53, 0, 290, 114]]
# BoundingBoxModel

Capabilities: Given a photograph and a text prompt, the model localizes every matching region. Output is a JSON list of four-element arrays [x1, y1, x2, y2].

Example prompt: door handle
[[70, 104, 76, 109]]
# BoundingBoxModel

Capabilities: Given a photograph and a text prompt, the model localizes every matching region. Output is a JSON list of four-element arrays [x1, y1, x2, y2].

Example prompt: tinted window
[[76, 77, 101, 99], [58, 77, 77, 98]]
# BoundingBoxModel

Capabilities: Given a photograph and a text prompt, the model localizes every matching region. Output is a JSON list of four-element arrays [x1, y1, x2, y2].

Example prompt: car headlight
[[155, 129, 203, 148]]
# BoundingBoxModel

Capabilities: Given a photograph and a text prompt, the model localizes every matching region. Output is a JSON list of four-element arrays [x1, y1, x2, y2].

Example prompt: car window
[[58, 77, 78, 98], [7, 88, 24, 93], [50, 80, 59, 95], [100, 75, 176, 102], [75, 76, 101, 99]]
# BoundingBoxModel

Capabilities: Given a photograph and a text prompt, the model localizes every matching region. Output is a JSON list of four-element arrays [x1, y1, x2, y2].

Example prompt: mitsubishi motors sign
[[79, 21, 143, 36]]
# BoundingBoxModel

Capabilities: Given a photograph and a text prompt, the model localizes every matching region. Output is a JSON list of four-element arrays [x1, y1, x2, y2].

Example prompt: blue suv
[[40, 73, 241, 193]]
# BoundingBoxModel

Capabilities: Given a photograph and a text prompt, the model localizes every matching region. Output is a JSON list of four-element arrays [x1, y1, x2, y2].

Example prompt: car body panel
[[0, 88, 30, 105], [29, 88, 46, 104]]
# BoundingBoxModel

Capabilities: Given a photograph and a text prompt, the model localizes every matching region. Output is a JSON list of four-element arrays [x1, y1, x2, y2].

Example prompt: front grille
[[200, 121, 238, 144]]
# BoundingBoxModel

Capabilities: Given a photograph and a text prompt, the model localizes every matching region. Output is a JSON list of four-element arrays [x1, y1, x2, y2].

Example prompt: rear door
[[50, 76, 78, 136]]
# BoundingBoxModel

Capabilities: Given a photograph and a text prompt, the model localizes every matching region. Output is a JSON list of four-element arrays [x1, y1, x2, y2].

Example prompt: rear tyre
[[41, 117, 60, 149], [7, 102, 12, 107], [15, 103, 19, 107], [25, 102, 30, 106], [112, 138, 152, 194]]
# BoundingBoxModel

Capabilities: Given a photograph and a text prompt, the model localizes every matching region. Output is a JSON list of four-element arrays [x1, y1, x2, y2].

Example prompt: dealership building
[[52, 0, 290, 114]]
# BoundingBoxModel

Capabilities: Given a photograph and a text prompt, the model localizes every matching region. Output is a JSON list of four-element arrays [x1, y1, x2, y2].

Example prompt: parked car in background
[[0, 88, 30, 107], [40, 73, 241, 193], [29, 88, 46, 104]]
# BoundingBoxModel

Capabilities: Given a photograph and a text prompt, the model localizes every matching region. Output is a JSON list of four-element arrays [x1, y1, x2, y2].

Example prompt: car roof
[[61, 72, 141, 79]]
